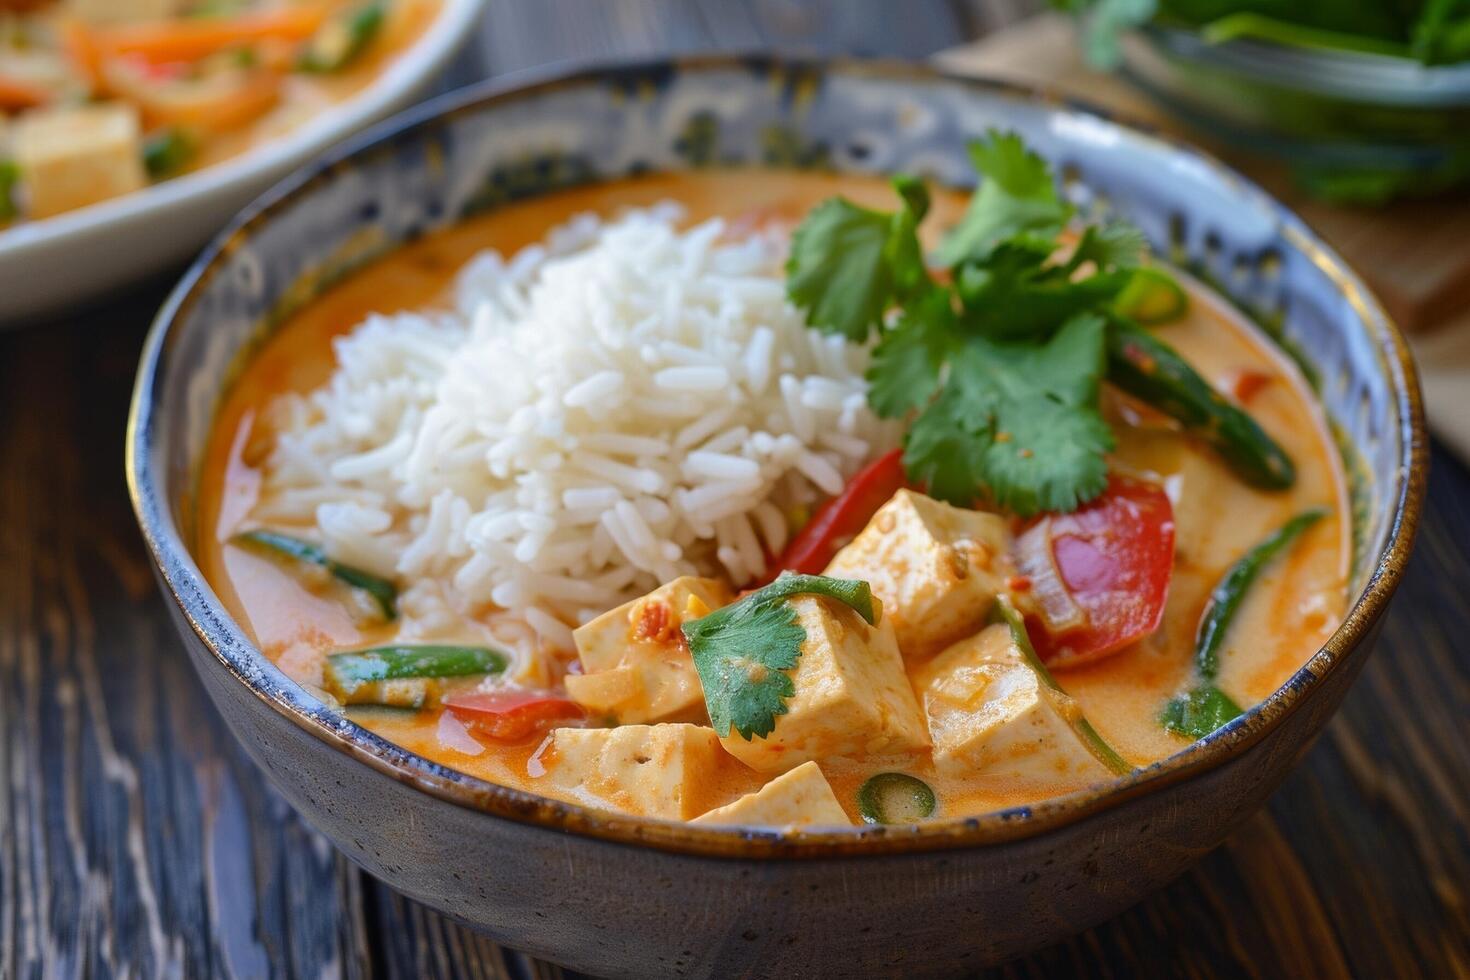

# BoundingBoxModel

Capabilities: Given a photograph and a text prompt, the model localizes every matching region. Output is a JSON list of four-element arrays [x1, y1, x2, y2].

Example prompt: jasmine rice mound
[[253, 203, 900, 651]]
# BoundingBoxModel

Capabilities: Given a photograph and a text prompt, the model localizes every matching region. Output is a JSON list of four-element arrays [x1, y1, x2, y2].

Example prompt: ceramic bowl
[[126, 56, 1426, 977], [0, 0, 484, 326]]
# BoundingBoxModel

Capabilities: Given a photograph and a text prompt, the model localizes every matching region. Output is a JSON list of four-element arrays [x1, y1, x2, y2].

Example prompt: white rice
[[256, 203, 900, 649]]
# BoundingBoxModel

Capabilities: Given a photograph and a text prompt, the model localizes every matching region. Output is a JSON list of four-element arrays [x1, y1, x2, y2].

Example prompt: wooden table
[[3, 4, 1467, 977]]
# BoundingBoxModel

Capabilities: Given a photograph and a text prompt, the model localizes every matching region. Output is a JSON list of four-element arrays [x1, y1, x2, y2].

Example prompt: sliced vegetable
[[1113, 267, 1188, 324], [233, 528, 397, 620], [994, 598, 1132, 776], [1193, 508, 1327, 679], [0, 161, 18, 222], [1159, 685, 1243, 740], [1107, 316, 1296, 490], [142, 127, 195, 178], [324, 644, 508, 707], [683, 573, 877, 740], [444, 690, 584, 742], [1021, 475, 1176, 667], [297, 2, 385, 72], [91, 6, 328, 64], [1162, 508, 1326, 738], [767, 448, 905, 579], [856, 772, 936, 825], [0, 73, 51, 110]]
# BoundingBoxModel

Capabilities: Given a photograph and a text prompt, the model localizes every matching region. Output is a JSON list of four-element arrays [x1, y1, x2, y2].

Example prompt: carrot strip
[[94, 6, 329, 63], [59, 17, 104, 92], [138, 69, 283, 131], [0, 73, 51, 110]]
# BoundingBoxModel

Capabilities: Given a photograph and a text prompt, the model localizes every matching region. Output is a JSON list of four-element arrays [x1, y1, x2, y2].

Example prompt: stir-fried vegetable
[[87, 6, 328, 64], [1162, 508, 1327, 737], [142, 127, 195, 178], [0, 161, 18, 222], [1107, 316, 1296, 490], [766, 448, 906, 579], [994, 598, 1133, 775], [0, 73, 51, 110], [856, 772, 937, 824], [445, 690, 584, 742], [298, 2, 386, 72], [324, 644, 508, 707], [1019, 475, 1177, 667], [683, 574, 876, 740], [233, 528, 398, 620]]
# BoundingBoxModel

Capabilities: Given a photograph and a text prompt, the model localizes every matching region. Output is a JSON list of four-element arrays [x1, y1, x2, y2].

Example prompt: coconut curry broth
[[195, 170, 1350, 823]]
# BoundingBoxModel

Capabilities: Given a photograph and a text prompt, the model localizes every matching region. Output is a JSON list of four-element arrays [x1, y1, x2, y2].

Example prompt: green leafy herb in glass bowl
[[1051, 0, 1470, 203]]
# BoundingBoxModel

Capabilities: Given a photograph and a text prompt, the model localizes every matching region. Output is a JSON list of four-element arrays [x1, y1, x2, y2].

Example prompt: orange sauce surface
[[194, 171, 1351, 822]]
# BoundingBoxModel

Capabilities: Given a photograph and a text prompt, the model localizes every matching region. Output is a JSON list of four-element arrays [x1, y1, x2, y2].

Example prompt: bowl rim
[[126, 52, 1428, 861], [0, 0, 485, 257]]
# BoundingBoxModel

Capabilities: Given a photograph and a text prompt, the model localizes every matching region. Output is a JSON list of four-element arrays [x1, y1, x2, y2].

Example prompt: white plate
[[0, 0, 484, 326]]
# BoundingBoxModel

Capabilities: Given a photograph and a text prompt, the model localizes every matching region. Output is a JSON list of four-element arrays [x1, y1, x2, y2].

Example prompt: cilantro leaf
[[903, 313, 1113, 515], [955, 249, 1134, 340], [934, 131, 1073, 267], [785, 175, 929, 342], [866, 288, 955, 418], [683, 574, 875, 740]]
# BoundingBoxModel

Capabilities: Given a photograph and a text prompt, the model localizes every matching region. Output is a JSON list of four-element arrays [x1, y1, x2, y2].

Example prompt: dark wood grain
[[2, 3, 1467, 978]]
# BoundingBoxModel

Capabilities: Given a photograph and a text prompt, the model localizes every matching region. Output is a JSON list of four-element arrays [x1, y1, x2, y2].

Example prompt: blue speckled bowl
[[126, 56, 1426, 976]]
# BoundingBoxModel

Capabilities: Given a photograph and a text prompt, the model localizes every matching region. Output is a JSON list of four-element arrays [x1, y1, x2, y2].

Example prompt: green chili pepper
[[324, 644, 509, 708], [1162, 509, 1326, 738], [1107, 316, 1296, 490], [993, 599, 1132, 776], [297, 2, 385, 72], [856, 773, 936, 825], [233, 529, 398, 620], [1113, 267, 1188, 324]]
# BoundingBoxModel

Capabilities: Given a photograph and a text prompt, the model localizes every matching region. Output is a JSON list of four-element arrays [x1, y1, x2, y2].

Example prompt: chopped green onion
[[233, 529, 398, 620], [143, 128, 195, 179], [297, 2, 385, 72], [857, 773, 936, 825], [324, 644, 509, 708]]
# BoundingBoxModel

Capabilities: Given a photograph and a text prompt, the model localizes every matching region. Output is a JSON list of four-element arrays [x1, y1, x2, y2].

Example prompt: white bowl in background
[[0, 0, 484, 326]]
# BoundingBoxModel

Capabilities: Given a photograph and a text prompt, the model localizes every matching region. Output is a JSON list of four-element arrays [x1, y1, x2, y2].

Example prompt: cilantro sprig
[[786, 131, 1151, 516], [682, 574, 875, 740]]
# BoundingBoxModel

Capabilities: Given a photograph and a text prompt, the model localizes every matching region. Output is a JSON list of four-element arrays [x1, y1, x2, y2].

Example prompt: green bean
[[1106, 316, 1296, 490], [324, 644, 509, 708], [992, 599, 1132, 776], [856, 773, 936, 824], [1194, 508, 1327, 678], [1162, 509, 1326, 738], [233, 529, 397, 620]]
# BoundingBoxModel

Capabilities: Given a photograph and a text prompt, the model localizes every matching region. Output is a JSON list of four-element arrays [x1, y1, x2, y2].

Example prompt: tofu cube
[[567, 576, 732, 724], [12, 103, 146, 219], [718, 595, 929, 773], [540, 724, 727, 820], [67, 0, 184, 25], [692, 761, 850, 828], [913, 624, 1114, 788], [825, 490, 1014, 659]]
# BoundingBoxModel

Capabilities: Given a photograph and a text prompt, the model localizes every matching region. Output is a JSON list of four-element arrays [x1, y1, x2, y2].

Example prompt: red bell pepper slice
[[444, 690, 584, 742]]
